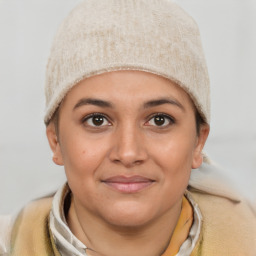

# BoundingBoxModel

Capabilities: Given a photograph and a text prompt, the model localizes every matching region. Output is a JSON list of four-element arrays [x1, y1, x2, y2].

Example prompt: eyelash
[[81, 112, 175, 128]]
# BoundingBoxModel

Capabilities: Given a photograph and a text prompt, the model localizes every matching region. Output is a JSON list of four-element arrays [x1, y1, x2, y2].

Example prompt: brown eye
[[154, 116, 165, 126], [84, 114, 110, 127], [147, 114, 174, 127], [92, 115, 105, 126]]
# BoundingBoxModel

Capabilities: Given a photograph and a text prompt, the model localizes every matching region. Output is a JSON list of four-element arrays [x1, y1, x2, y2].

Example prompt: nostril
[[134, 160, 144, 165]]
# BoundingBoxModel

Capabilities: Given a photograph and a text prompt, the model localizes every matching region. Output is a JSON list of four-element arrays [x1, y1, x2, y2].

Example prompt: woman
[[3, 0, 256, 255]]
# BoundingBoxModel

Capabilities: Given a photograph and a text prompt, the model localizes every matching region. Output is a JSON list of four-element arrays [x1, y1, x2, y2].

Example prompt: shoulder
[[10, 196, 54, 255], [0, 215, 12, 255], [18, 196, 53, 217], [11, 196, 53, 238], [188, 163, 256, 255]]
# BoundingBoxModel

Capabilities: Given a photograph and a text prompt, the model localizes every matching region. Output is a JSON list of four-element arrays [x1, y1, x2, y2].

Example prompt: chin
[[99, 201, 157, 228]]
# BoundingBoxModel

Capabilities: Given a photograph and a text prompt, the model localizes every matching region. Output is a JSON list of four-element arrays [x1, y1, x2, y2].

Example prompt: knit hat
[[44, 0, 210, 125]]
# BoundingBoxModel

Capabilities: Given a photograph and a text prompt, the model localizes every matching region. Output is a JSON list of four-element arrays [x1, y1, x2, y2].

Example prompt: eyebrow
[[73, 97, 185, 111], [143, 98, 185, 111], [73, 98, 113, 110]]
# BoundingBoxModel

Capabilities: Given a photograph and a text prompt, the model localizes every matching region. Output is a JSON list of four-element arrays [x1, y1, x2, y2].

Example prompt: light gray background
[[0, 0, 255, 214]]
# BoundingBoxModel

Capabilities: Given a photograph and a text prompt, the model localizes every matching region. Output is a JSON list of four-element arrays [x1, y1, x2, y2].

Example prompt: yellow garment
[[162, 196, 193, 256], [10, 197, 61, 256], [10, 190, 256, 256]]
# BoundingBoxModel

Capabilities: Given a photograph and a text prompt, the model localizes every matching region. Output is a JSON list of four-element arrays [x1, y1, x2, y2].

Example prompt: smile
[[102, 175, 155, 193]]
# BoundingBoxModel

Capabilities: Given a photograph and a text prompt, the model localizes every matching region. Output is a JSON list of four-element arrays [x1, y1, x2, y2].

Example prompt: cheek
[[59, 130, 109, 185], [60, 136, 109, 208], [153, 132, 196, 170], [150, 131, 196, 191]]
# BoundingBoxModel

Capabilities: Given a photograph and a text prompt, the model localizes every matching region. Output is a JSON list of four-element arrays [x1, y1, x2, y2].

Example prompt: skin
[[47, 70, 209, 256]]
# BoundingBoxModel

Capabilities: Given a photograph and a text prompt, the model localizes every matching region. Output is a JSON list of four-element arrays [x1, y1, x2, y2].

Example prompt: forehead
[[63, 70, 194, 109]]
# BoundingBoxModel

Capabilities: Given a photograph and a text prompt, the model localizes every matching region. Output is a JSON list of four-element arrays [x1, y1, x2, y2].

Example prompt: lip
[[102, 175, 155, 193]]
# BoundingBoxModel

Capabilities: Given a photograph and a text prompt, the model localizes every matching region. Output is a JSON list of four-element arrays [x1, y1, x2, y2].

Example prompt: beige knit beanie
[[44, 0, 210, 125]]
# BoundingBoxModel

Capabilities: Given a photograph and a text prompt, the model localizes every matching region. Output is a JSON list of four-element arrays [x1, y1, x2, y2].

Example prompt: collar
[[162, 192, 202, 256], [49, 184, 87, 256]]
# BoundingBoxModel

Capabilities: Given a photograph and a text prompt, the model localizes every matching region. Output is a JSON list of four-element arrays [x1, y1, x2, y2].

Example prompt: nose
[[109, 124, 148, 167]]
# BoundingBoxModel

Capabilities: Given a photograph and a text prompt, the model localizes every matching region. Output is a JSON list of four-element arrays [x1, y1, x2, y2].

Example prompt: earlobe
[[192, 124, 210, 169], [192, 152, 203, 169], [46, 123, 64, 166]]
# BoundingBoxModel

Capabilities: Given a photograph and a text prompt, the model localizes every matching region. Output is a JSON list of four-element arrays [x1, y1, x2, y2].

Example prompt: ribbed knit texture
[[44, 0, 210, 124]]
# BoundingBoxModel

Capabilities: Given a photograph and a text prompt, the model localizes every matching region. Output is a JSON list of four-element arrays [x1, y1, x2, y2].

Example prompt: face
[[47, 71, 209, 228]]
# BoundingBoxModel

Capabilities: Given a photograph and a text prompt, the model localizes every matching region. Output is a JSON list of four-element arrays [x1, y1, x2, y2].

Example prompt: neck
[[67, 197, 182, 256]]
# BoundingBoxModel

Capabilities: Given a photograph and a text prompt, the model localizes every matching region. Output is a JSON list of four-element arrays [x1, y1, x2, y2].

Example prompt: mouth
[[102, 175, 155, 193]]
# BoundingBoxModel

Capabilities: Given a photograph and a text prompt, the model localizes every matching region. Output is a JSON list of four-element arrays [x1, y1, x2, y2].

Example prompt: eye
[[146, 114, 174, 127], [83, 113, 111, 127]]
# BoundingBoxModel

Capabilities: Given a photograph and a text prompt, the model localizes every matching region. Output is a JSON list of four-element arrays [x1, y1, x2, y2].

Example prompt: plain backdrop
[[0, 0, 255, 214]]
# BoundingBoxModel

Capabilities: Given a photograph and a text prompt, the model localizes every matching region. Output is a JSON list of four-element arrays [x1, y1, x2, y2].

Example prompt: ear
[[192, 124, 210, 169], [46, 122, 64, 166]]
